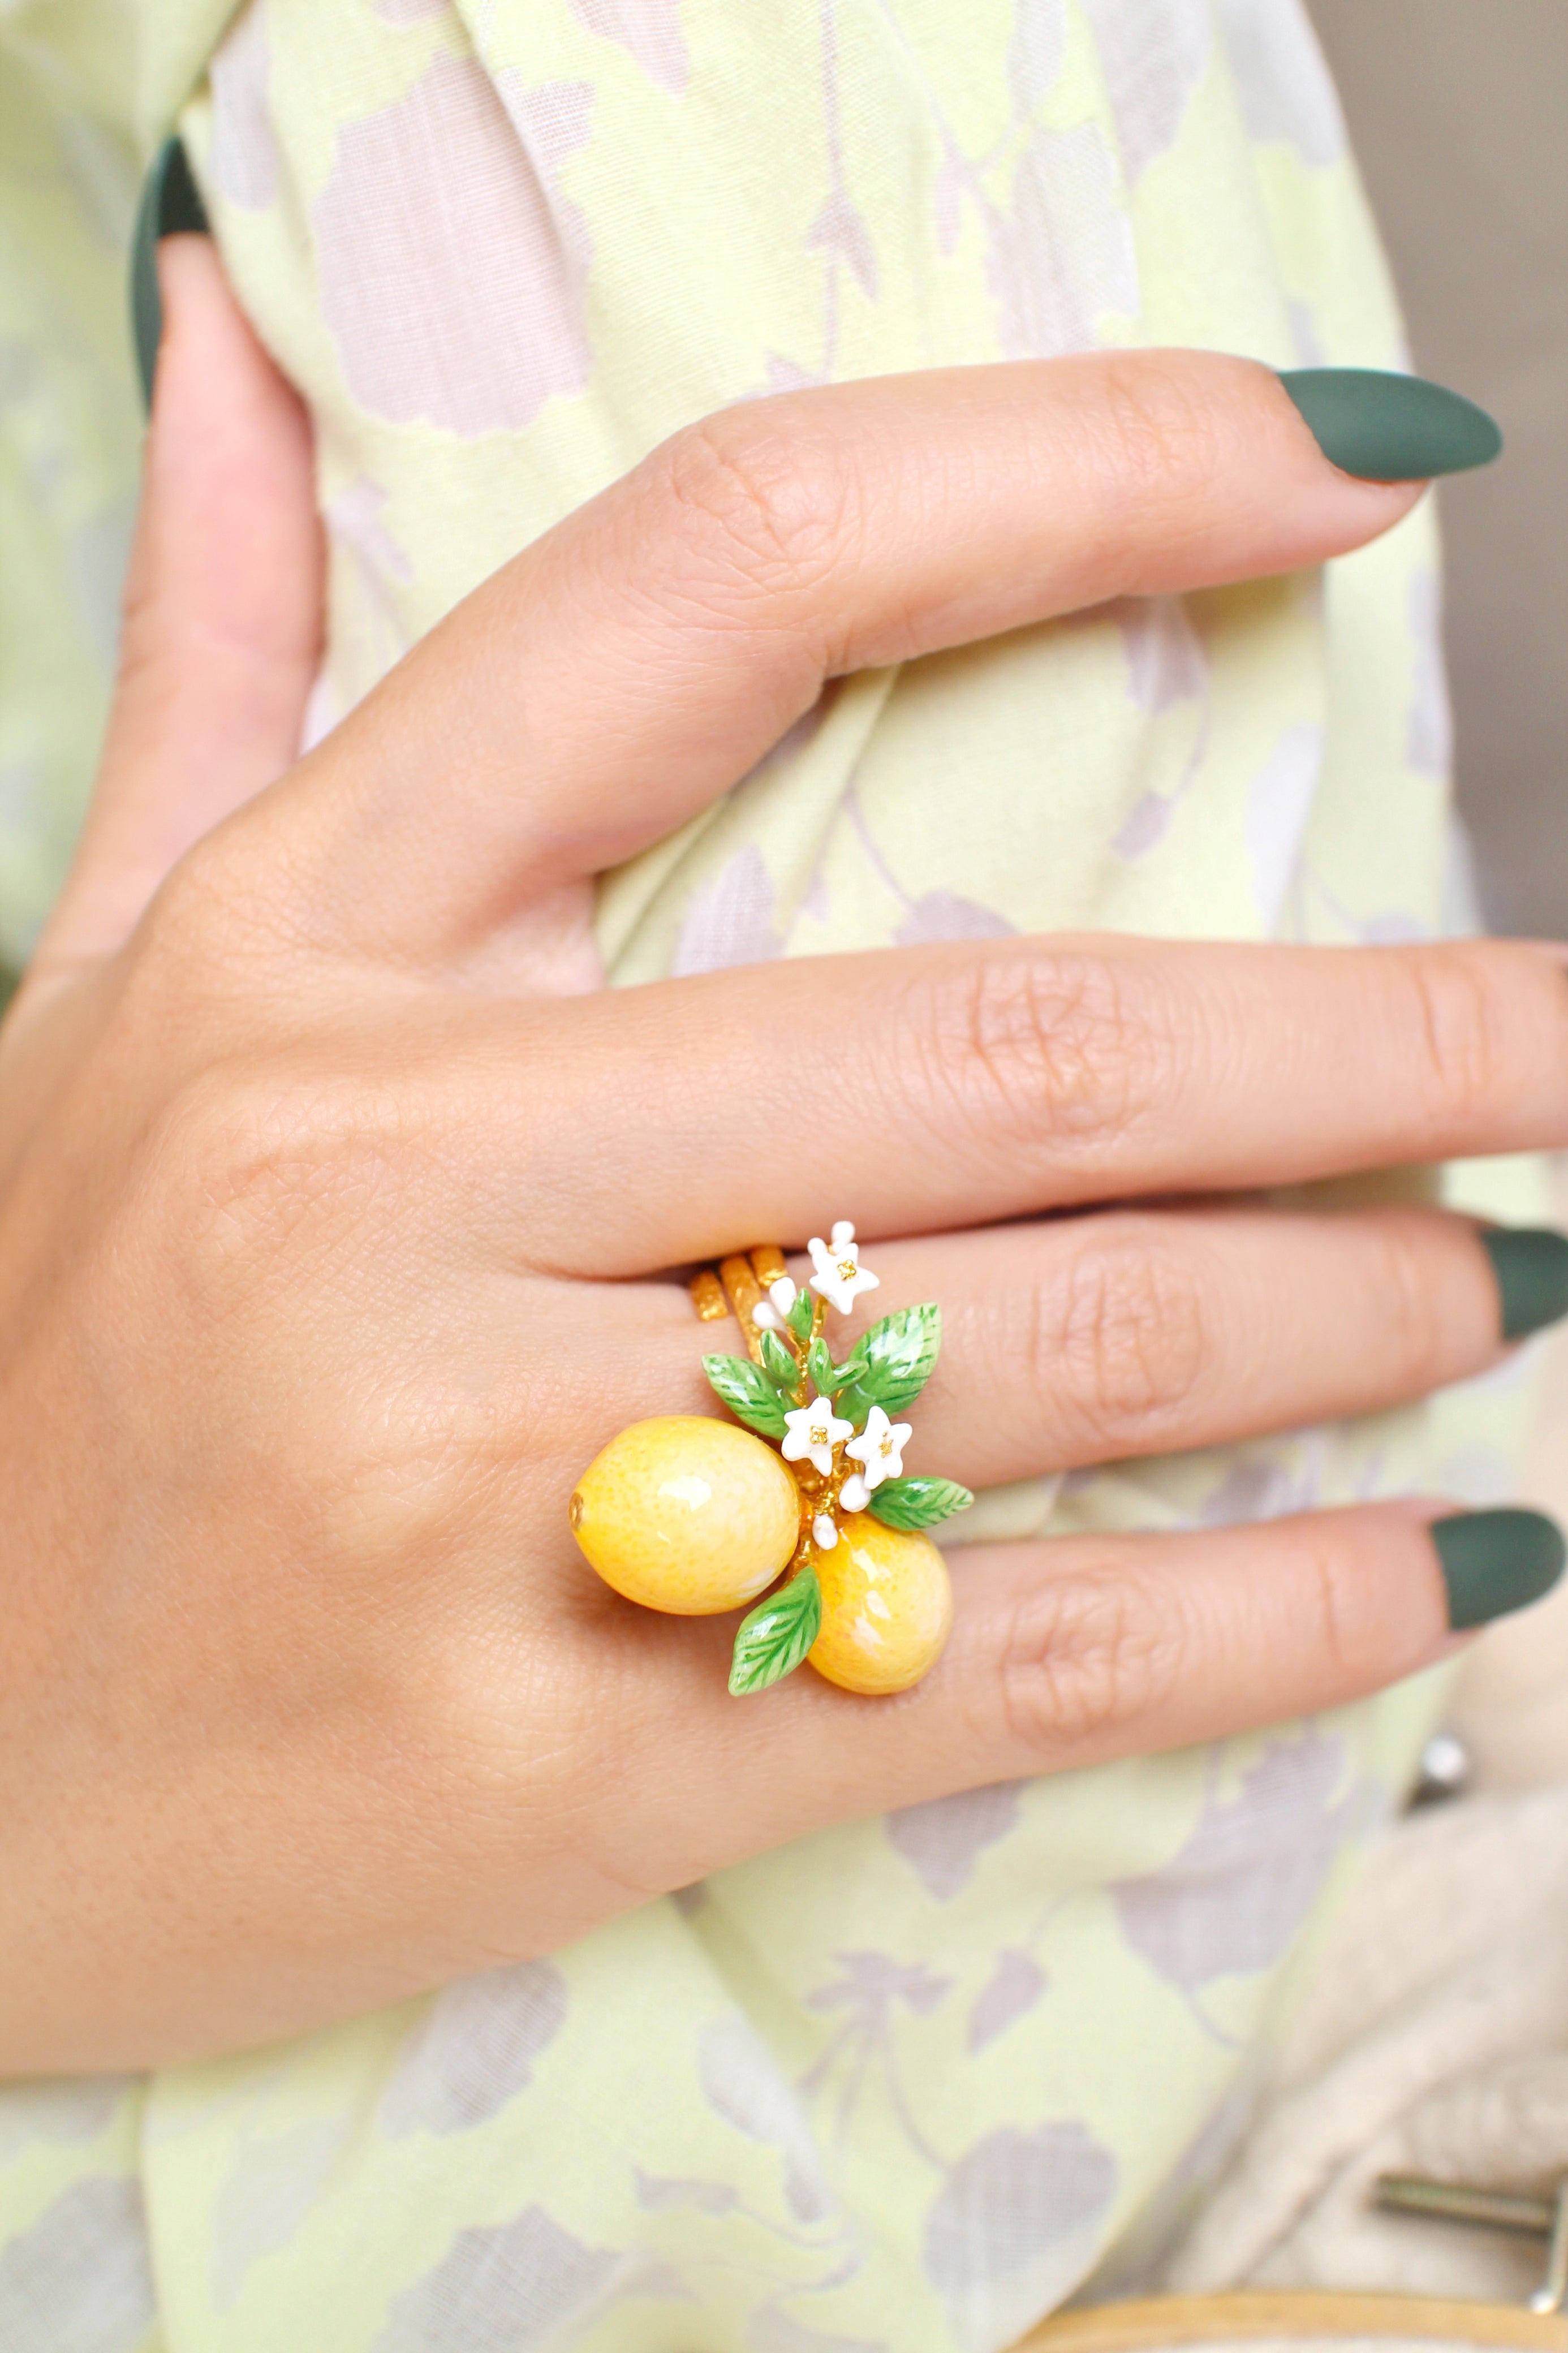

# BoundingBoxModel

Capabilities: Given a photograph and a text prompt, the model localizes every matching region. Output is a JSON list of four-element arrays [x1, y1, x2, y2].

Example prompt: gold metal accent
[[1010, 2290, 1568, 2352], [719, 1255, 768, 1363], [691, 1245, 792, 1360], [689, 1270, 729, 1322]]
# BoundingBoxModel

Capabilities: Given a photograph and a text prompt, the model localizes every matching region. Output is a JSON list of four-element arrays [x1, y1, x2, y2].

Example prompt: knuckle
[[130, 841, 232, 969], [429, 1623, 598, 1796], [1298, 1522, 1378, 1682], [655, 410, 858, 616], [1365, 1215, 1449, 1392], [1044, 1224, 1209, 1447], [911, 950, 1170, 1174], [999, 1560, 1185, 1752], [132, 834, 287, 982], [123, 1070, 475, 1541], [110, 611, 160, 721], [1401, 946, 1513, 1127], [135, 1061, 398, 1308], [1097, 353, 1226, 516], [111, 537, 167, 699]]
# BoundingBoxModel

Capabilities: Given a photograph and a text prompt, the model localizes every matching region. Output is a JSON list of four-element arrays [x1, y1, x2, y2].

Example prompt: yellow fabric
[[0, 5, 1550, 2349]]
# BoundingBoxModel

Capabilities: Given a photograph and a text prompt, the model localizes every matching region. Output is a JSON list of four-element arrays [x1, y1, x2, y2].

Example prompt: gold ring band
[[688, 1246, 788, 1363]]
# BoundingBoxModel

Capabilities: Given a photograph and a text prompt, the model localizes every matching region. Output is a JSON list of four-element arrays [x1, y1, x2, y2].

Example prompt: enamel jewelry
[[568, 1225, 972, 1696]]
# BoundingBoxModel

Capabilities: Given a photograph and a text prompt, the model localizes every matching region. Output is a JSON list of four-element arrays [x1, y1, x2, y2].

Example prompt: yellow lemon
[[570, 1416, 801, 1614], [809, 1518, 953, 1694]]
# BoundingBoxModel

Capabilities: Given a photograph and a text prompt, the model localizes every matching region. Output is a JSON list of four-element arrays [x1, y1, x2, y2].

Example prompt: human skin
[[1, 239, 1565, 2072]]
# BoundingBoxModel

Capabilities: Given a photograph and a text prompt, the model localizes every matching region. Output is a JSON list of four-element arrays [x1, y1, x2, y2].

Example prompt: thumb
[[35, 232, 322, 976]]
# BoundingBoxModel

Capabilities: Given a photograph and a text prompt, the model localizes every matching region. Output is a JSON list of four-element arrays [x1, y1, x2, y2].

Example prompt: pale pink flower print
[[313, 57, 594, 436], [569, 0, 689, 94]]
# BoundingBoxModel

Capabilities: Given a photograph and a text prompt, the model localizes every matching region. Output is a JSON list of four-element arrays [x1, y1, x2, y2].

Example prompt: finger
[[33, 236, 321, 978], [791, 1206, 1534, 1488], [224, 351, 1421, 960], [449, 934, 1568, 1265], [626, 1205, 1535, 1490], [764, 1507, 1511, 1822], [585, 1505, 1551, 1902]]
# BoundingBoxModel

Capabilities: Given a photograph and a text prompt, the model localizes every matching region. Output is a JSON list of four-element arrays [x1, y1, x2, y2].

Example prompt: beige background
[[1310, 5, 1568, 1778], [1308, 0, 1568, 940]]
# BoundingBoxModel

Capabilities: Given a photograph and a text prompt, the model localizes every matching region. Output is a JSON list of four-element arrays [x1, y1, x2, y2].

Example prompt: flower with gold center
[[806, 1230, 880, 1315], [782, 1394, 853, 1476], [844, 1404, 911, 1491]]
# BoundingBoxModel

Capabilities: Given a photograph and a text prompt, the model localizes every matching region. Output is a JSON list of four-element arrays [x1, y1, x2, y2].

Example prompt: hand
[[3, 240, 1565, 2072]]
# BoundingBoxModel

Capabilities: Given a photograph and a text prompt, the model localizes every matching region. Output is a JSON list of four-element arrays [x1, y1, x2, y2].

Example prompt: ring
[[568, 1221, 972, 1697]]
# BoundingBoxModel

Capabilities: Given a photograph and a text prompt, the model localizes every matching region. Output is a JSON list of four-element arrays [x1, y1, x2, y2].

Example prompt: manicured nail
[[1432, 1507, 1566, 1631], [1481, 1227, 1568, 1342], [131, 136, 211, 413], [1278, 368, 1502, 482]]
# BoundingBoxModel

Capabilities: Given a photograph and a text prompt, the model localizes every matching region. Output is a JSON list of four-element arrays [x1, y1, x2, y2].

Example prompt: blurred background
[[1309, 0, 1567, 938], [1309, 1, 1568, 1785]]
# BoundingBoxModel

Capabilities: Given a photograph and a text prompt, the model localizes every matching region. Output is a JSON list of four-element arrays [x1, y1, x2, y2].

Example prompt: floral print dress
[[0, 3, 1549, 2347]]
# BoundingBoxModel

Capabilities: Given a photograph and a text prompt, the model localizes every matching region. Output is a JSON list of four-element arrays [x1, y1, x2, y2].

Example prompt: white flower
[[751, 1299, 782, 1331], [839, 1471, 870, 1514], [768, 1275, 798, 1316], [830, 1220, 855, 1247], [812, 1514, 838, 1550], [845, 1405, 910, 1491], [807, 1232, 880, 1315], [782, 1395, 852, 1476]]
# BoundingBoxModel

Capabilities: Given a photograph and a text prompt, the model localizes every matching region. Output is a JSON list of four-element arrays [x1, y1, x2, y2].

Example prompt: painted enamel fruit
[[808, 1519, 953, 1694], [570, 1415, 800, 1614]]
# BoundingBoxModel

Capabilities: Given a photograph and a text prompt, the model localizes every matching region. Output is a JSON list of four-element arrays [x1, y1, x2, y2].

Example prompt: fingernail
[[1432, 1507, 1566, 1631], [1481, 1227, 1568, 1342], [1278, 368, 1502, 482], [131, 136, 211, 413]]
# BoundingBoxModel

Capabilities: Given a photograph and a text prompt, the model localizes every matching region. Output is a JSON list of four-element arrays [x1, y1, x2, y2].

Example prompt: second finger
[[673, 1207, 1548, 1489]]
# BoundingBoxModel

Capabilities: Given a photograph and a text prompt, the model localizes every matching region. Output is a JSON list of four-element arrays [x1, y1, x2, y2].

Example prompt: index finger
[[235, 352, 1424, 963]]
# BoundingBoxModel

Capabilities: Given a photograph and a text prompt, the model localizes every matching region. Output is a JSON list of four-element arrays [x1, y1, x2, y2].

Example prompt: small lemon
[[571, 1415, 801, 1614], [809, 1518, 953, 1695]]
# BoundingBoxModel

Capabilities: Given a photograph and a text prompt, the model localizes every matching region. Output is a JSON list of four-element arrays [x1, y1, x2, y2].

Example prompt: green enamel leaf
[[702, 1352, 789, 1440], [867, 1475, 974, 1531], [833, 1380, 873, 1432], [786, 1288, 815, 1340], [807, 1337, 835, 1398], [760, 1329, 799, 1394], [843, 1302, 942, 1417], [729, 1567, 822, 1696], [830, 1350, 871, 1427]]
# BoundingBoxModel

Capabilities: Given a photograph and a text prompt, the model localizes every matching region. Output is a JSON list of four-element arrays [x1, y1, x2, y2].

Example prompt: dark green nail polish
[[1278, 368, 1502, 482], [1432, 1507, 1566, 1631], [1481, 1227, 1568, 1342], [131, 136, 211, 413]]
